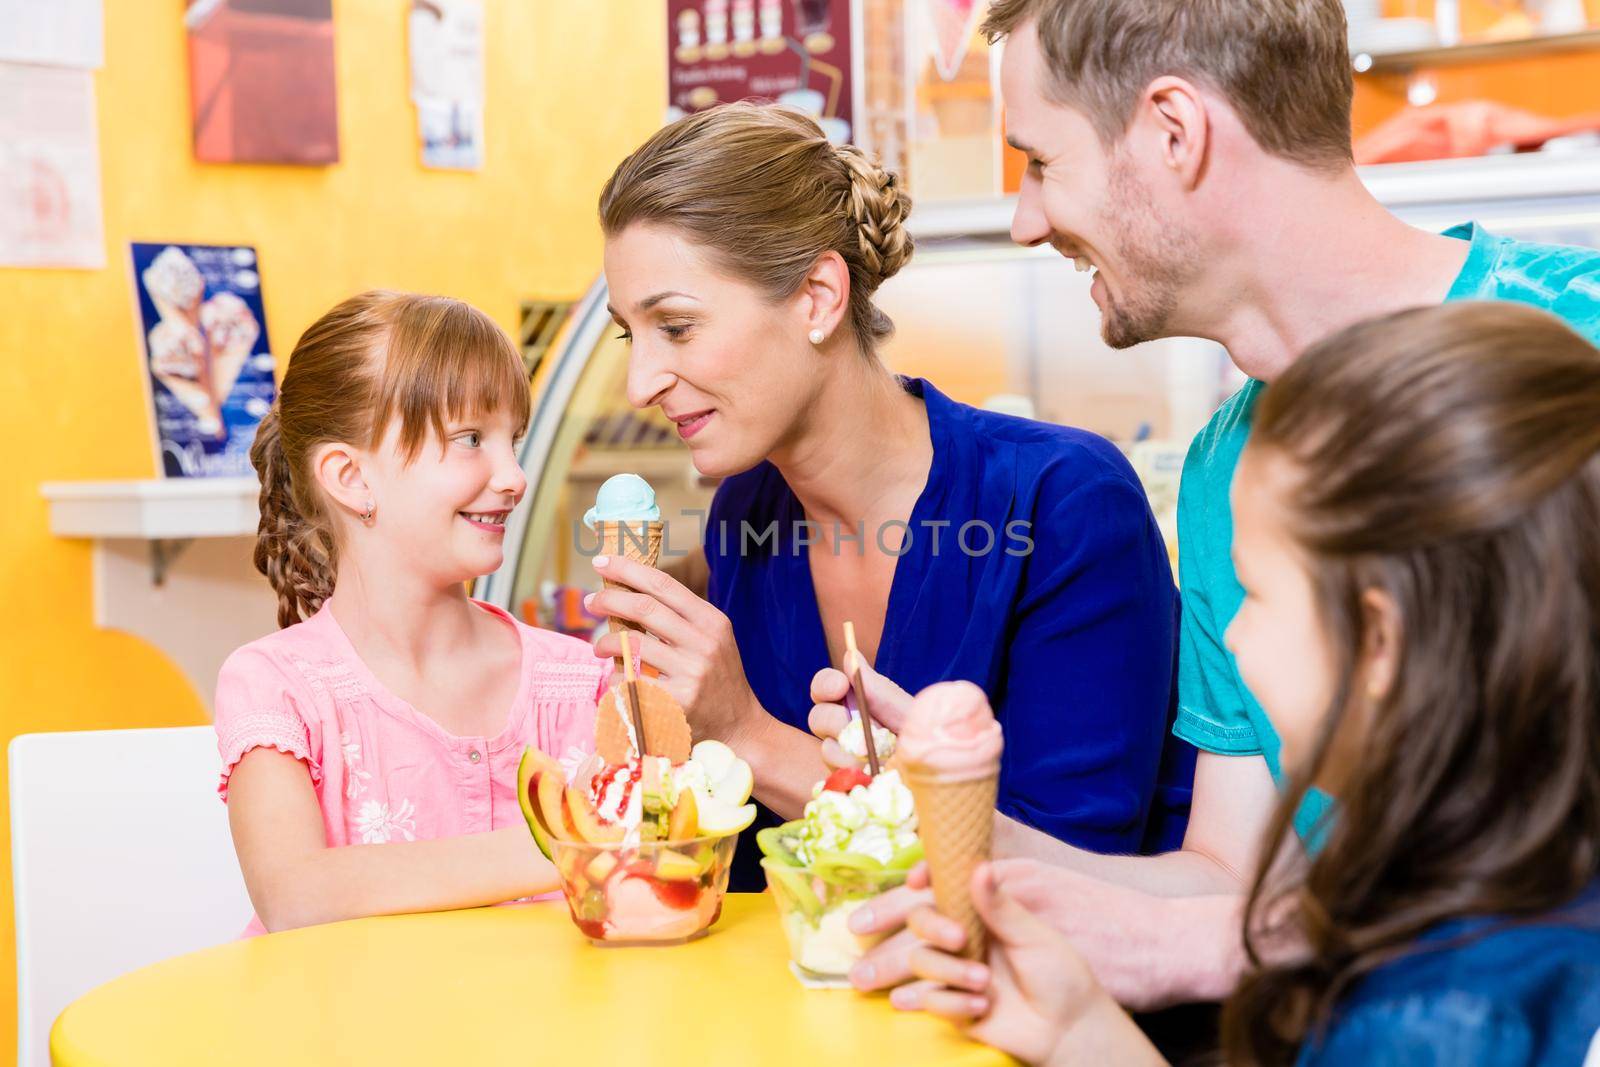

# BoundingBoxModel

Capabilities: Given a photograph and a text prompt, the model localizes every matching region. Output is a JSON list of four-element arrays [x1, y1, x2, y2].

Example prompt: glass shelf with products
[[1356, 27, 1600, 72]]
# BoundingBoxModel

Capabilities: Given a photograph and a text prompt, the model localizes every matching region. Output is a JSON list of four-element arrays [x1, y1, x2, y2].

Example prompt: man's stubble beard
[[1098, 152, 1203, 351]]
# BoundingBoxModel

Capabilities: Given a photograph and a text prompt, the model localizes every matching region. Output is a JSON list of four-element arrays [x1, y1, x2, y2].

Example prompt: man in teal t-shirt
[[843, 0, 1600, 1015], [1174, 221, 1600, 841]]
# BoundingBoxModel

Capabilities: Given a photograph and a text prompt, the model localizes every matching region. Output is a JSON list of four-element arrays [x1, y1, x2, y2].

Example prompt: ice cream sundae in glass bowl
[[518, 676, 756, 946], [758, 758, 923, 980]]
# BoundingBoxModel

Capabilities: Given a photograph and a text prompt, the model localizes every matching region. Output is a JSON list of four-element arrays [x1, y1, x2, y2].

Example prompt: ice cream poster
[[667, 0, 856, 143], [409, 0, 485, 171], [130, 243, 276, 478]]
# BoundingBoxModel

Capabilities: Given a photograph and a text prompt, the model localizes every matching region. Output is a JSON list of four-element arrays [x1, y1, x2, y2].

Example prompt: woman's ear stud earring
[[361, 500, 376, 523], [809, 329, 825, 345]]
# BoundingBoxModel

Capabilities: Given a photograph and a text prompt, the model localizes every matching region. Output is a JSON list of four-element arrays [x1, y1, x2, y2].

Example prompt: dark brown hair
[[250, 291, 529, 628], [1222, 301, 1600, 1064], [982, 0, 1353, 172], [598, 102, 913, 351]]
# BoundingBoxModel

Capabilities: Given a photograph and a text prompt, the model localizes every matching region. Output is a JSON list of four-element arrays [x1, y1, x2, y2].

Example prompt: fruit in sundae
[[758, 766, 922, 978], [518, 677, 755, 944]]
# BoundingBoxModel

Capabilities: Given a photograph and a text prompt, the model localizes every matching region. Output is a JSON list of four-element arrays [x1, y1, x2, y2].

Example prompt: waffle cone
[[595, 677, 692, 764], [596, 520, 663, 668], [902, 767, 998, 960]]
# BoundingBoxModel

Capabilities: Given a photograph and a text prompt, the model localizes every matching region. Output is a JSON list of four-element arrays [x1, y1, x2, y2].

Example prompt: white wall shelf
[[41, 477, 276, 714], [42, 477, 260, 543]]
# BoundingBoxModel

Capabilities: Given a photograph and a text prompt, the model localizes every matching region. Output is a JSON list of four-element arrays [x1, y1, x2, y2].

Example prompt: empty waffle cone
[[596, 520, 664, 668], [901, 767, 998, 960], [596, 677, 692, 764]]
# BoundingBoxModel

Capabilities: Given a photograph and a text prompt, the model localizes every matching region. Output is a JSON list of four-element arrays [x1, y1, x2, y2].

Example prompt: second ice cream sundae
[[758, 766, 922, 979]]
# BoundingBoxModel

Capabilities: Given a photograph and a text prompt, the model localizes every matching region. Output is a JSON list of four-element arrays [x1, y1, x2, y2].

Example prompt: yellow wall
[[0, 1, 666, 1058]]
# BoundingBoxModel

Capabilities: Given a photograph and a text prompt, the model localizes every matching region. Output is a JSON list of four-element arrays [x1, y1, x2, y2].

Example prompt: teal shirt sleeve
[[1444, 222, 1600, 348], [1168, 381, 1337, 841], [1172, 382, 1265, 757], [1174, 486, 1262, 755]]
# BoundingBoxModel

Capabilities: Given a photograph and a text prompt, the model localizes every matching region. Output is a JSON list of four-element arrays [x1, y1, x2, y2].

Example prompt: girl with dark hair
[[900, 301, 1600, 1065]]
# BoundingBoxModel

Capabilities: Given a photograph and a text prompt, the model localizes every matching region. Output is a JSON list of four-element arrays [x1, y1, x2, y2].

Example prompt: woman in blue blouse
[[586, 104, 1194, 888]]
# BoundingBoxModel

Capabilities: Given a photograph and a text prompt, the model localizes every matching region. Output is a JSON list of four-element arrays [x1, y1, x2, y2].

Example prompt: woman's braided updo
[[599, 102, 914, 350], [250, 290, 529, 628]]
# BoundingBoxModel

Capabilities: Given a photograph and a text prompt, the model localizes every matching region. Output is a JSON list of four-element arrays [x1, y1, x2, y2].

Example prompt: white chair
[[10, 727, 254, 1067]]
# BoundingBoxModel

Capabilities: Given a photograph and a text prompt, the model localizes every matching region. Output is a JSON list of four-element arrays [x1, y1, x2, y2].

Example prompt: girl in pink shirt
[[215, 291, 606, 934]]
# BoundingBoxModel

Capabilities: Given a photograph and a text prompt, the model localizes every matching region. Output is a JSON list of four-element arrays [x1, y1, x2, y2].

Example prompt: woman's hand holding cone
[[588, 553, 766, 749]]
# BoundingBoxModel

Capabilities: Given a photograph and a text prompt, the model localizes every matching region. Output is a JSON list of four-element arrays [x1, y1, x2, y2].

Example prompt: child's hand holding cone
[[897, 680, 1004, 961]]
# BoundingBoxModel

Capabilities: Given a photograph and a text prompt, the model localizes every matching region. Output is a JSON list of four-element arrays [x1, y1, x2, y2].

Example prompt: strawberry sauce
[[589, 762, 643, 826]]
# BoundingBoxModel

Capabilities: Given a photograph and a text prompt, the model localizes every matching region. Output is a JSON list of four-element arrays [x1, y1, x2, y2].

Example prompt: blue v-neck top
[[707, 379, 1194, 886]]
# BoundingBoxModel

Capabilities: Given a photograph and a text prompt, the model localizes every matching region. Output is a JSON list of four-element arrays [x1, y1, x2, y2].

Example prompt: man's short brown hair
[[983, 0, 1353, 171]]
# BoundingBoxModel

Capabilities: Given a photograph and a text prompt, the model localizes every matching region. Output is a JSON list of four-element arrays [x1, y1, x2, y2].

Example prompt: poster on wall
[[907, 0, 1002, 200], [0, 63, 105, 269], [667, 0, 856, 143], [130, 242, 277, 478], [925, 0, 982, 81], [409, 0, 485, 171], [186, 0, 339, 165]]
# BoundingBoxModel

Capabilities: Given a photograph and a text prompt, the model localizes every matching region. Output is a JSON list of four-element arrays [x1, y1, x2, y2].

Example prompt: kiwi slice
[[810, 848, 892, 894], [886, 839, 925, 871], [756, 822, 806, 864], [761, 857, 824, 920]]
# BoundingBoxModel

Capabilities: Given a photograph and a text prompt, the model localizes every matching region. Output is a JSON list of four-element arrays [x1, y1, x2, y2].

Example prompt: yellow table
[[52, 894, 1012, 1066]]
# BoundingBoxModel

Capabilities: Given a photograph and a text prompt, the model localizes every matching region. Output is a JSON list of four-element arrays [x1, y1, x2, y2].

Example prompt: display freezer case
[[476, 150, 1600, 635]]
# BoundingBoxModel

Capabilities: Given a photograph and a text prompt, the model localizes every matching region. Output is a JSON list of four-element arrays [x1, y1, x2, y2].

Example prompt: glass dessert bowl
[[518, 732, 756, 947], [758, 766, 923, 979], [762, 855, 912, 978], [550, 833, 738, 946]]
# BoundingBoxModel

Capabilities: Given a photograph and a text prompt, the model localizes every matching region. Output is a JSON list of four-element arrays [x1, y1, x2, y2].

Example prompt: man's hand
[[807, 659, 911, 771]]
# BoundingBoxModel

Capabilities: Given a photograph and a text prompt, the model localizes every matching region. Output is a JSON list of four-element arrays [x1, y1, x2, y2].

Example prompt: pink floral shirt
[[214, 600, 607, 934]]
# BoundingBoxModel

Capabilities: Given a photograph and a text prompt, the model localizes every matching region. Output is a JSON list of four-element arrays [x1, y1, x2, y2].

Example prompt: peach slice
[[585, 851, 620, 883], [564, 783, 625, 844], [518, 747, 564, 859], [536, 768, 574, 842], [667, 786, 698, 842]]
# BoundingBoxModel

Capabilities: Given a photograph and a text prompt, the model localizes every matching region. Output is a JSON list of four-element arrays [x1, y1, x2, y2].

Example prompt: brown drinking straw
[[842, 622, 882, 776], [618, 631, 648, 757]]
